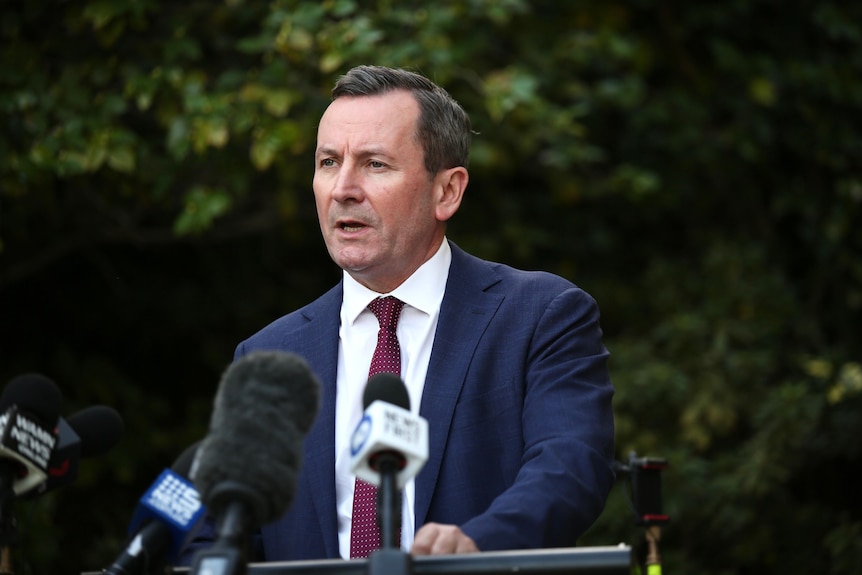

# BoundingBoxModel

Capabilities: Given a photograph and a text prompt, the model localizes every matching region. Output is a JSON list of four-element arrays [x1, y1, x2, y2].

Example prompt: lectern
[[85, 545, 631, 575]]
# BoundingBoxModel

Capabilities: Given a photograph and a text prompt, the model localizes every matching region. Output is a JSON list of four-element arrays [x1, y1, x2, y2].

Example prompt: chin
[[332, 252, 373, 274]]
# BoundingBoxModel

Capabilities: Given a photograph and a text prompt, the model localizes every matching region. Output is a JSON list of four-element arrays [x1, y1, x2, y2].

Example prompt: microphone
[[190, 351, 320, 575], [104, 441, 205, 575], [27, 404, 125, 498], [349, 373, 427, 575], [349, 373, 429, 491], [0, 374, 62, 501], [68, 405, 125, 458]]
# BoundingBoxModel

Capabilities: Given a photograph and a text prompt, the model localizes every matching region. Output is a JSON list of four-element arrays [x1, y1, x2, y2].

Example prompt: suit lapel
[[289, 283, 342, 557], [414, 243, 503, 527]]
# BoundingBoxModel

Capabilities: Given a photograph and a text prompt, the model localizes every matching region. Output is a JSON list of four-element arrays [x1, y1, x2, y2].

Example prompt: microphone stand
[[0, 505, 14, 575], [0, 470, 17, 575], [368, 452, 410, 575], [190, 482, 258, 575], [189, 502, 250, 575]]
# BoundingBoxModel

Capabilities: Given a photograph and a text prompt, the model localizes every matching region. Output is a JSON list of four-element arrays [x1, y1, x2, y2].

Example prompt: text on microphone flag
[[142, 470, 204, 527]]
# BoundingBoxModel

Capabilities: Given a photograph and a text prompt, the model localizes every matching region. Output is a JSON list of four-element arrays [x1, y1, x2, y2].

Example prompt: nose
[[330, 163, 363, 203]]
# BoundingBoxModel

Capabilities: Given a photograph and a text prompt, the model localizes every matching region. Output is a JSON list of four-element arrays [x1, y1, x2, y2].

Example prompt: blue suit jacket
[[216, 241, 615, 560]]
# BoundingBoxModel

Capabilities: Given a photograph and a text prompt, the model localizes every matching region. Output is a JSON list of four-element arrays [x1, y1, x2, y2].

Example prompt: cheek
[[376, 185, 412, 218], [312, 183, 328, 210], [376, 176, 433, 226], [393, 196, 425, 227]]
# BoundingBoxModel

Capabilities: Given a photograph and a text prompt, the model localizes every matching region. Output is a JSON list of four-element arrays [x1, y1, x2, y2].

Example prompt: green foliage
[[2, 0, 861, 573]]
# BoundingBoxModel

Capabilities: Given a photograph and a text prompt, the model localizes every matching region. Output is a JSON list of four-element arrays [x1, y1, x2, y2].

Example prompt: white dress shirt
[[334, 239, 451, 558]]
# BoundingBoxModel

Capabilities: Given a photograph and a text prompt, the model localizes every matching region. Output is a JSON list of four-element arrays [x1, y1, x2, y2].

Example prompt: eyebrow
[[315, 145, 394, 160], [315, 146, 339, 158]]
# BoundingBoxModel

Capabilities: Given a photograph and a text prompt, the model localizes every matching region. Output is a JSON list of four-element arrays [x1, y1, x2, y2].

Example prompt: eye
[[369, 160, 386, 169], [320, 158, 336, 168]]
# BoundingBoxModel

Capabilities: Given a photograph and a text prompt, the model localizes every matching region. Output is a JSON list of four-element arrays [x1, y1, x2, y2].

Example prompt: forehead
[[316, 91, 420, 151]]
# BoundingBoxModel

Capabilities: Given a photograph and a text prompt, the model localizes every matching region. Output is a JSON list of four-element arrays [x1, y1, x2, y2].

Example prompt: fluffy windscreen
[[193, 351, 320, 526], [363, 373, 410, 411]]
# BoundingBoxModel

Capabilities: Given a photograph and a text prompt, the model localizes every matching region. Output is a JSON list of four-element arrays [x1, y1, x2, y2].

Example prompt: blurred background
[[2, 0, 861, 573]]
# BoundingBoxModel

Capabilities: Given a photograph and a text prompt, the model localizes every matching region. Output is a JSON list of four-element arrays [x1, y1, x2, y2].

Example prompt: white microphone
[[349, 373, 428, 490]]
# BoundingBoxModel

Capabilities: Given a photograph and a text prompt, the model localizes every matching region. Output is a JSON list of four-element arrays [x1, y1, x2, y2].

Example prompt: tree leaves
[[2, 1, 862, 573]]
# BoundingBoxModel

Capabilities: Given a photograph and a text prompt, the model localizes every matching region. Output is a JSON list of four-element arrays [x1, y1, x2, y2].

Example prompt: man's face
[[313, 90, 447, 293]]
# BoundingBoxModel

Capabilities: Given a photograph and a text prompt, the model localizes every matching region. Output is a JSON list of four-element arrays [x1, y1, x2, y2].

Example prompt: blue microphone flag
[[128, 468, 205, 560]]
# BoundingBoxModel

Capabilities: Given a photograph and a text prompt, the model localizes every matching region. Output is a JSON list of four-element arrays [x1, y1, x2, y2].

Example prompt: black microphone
[[104, 441, 205, 575], [0, 374, 62, 502], [26, 404, 124, 498], [68, 405, 125, 458], [349, 373, 429, 551], [190, 351, 320, 575]]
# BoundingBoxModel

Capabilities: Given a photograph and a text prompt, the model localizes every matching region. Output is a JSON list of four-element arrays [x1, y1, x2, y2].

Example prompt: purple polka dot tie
[[350, 296, 405, 559]]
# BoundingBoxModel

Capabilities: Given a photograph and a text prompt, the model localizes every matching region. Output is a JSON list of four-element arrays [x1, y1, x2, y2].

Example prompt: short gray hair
[[331, 65, 471, 174]]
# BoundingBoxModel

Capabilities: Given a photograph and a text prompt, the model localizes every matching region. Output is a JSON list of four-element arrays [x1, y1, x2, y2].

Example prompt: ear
[[434, 166, 469, 222]]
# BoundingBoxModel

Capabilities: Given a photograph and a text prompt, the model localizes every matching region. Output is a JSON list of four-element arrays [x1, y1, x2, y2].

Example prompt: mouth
[[337, 220, 367, 233]]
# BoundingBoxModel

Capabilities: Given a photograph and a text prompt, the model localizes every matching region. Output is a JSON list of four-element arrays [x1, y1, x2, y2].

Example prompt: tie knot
[[368, 296, 404, 331]]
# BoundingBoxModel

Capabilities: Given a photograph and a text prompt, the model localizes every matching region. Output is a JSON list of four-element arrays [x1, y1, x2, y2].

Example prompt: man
[[209, 65, 614, 560]]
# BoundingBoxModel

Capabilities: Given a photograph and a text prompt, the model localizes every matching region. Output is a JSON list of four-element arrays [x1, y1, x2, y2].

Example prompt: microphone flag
[[349, 399, 428, 489]]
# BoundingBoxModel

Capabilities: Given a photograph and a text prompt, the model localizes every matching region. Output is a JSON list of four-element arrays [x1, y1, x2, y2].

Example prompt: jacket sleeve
[[459, 286, 616, 550]]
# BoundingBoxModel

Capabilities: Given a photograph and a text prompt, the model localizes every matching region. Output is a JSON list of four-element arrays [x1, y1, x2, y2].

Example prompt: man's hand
[[410, 522, 479, 555]]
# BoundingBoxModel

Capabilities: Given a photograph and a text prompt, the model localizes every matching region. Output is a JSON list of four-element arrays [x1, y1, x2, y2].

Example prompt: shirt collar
[[342, 239, 452, 325]]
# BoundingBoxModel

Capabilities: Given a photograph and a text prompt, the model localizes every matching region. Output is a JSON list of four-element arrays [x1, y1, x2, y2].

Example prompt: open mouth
[[339, 221, 366, 232]]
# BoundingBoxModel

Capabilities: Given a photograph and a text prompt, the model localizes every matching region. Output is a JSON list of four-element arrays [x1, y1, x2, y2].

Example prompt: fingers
[[411, 522, 479, 556]]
